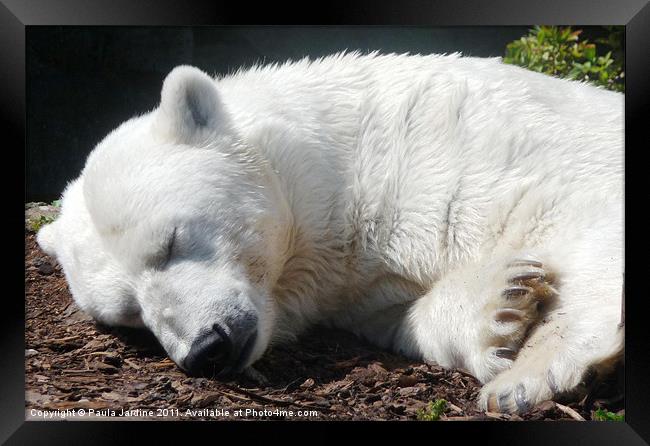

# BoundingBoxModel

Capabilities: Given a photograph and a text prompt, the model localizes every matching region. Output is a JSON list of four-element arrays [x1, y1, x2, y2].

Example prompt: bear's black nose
[[183, 325, 232, 376]]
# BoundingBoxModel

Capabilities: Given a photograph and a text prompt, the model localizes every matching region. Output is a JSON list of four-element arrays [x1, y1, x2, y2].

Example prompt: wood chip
[[332, 357, 363, 369], [397, 374, 419, 387], [150, 359, 175, 368], [444, 415, 492, 421], [300, 378, 315, 389], [554, 402, 586, 421], [123, 358, 141, 369], [485, 411, 510, 420]]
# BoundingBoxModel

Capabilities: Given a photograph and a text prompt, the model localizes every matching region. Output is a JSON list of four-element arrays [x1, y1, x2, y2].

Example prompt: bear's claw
[[510, 267, 546, 282], [494, 347, 517, 360], [502, 285, 533, 298], [495, 308, 526, 322], [513, 383, 531, 413], [508, 256, 543, 268], [492, 257, 558, 326], [484, 385, 532, 414], [474, 254, 559, 384]]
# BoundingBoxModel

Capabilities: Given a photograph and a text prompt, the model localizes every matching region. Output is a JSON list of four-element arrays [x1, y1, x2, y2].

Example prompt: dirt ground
[[25, 226, 624, 421]]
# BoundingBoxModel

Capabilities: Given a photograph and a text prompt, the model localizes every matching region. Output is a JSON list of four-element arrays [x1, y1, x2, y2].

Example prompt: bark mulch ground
[[25, 218, 624, 421]]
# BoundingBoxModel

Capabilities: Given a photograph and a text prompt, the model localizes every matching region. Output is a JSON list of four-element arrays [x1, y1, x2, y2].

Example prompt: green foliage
[[27, 214, 57, 232], [504, 26, 624, 92], [593, 408, 625, 421], [26, 200, 61, 232], [416, 399, 447, 421]]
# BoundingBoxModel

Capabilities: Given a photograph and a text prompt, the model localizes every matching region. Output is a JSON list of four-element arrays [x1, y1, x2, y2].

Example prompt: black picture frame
[[4, 0, 649, 444]]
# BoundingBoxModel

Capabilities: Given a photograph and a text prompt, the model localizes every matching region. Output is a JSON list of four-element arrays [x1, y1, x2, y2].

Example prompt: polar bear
[[36, 52, 624, 414]]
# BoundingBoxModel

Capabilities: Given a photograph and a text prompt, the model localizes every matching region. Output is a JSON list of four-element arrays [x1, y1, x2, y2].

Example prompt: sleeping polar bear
[[36, 52, 624, 414]]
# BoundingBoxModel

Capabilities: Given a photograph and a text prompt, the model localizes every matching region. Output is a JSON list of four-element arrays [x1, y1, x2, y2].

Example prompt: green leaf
[[503, 25, 624, 91], [593, 409, 624, 422], [569, 30, 582, 41], [417, 399, 448, 421], [27, 215, 57, 232], [584, 44, 596, 61], [567, 67, 582, 79]]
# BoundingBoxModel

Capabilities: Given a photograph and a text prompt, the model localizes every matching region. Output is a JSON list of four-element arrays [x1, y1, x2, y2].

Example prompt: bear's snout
[[183, 324, 232, 375], [182, 316, 258, 377]]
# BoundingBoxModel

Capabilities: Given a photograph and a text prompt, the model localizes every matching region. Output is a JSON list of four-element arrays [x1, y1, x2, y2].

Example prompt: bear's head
[[37, 66, 292, 376]]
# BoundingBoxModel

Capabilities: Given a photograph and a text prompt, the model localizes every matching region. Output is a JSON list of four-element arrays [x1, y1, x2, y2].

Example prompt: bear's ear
[[154, 65, 230, 143]]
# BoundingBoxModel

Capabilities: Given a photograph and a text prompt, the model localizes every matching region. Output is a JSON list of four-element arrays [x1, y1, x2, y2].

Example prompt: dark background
[[26, 26, 612, 202]]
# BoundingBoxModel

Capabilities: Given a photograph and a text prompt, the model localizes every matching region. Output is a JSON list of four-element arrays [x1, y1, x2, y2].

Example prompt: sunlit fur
[[38, 52, 623, 413]]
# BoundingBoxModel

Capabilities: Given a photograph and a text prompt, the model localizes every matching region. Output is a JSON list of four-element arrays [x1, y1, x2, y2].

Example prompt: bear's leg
[[475, 205, 624, 413], [476, 305, 623, 413], [392, 252, 560, 384], [476, 261, 624, 413], [392, 243, 623, 413]]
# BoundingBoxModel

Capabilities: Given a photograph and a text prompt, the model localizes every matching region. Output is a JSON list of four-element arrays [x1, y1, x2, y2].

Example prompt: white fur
[[38, 52, 623, 413]]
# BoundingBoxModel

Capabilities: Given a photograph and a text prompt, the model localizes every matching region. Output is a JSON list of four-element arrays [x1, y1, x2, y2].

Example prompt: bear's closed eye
[[149, 227, 177, 270]]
